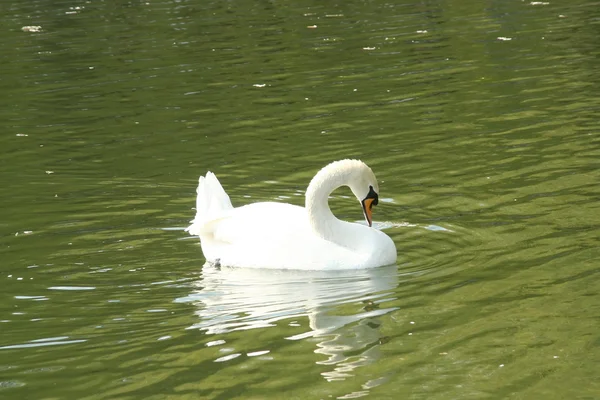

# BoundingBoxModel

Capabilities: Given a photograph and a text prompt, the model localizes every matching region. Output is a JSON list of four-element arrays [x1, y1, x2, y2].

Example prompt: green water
[[1, 0, 599, 398]]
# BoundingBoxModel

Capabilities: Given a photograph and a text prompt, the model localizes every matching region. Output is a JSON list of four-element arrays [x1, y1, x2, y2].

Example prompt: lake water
[[1, 0, 599, 398]]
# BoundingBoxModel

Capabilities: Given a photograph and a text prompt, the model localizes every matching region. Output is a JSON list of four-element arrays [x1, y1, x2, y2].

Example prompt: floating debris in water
[[307, 25, 317, 29], [416, 30, 428, 33], [530, 1, 549, 4], [363, 47, 376, 50], [22, 26, 42, 33], [45, 171, 54, 174], [497, 37, 513, 41], [16, 133, 28, 137], [252, 83, 266, 88]]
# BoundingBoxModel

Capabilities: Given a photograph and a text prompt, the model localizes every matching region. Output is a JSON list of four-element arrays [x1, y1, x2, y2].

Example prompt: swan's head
[[346, 161, 380, 227], [307, 159, 382, 228]]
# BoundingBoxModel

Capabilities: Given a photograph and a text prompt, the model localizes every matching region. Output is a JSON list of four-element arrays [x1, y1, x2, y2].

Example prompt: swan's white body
[[186, 159, 397, 270]]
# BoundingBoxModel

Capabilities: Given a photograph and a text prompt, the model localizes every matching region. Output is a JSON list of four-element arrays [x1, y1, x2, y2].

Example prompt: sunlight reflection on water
[[176, 264, 403, 380]]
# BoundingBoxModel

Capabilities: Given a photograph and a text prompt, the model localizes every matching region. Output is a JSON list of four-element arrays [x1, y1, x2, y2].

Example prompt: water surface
[[1, 0, 599, 398]]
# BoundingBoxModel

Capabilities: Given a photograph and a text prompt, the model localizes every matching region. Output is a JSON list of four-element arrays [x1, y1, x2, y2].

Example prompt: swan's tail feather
[[186, 172, 233, 235]]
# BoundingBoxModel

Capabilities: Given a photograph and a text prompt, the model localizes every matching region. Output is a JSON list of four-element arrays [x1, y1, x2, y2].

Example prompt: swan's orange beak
[[361, 186, 379, 227], [362, 198, 376, 227]]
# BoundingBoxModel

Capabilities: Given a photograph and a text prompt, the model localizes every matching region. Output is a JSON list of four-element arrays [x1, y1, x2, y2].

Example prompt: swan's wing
[[202, 202, 309, 245]]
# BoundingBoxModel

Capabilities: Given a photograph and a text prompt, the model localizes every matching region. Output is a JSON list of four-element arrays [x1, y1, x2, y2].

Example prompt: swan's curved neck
[[305, 164, 353, 243]]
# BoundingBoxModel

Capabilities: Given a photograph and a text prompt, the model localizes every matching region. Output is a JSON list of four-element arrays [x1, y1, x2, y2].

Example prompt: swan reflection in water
[[176, 264, 399, 381]]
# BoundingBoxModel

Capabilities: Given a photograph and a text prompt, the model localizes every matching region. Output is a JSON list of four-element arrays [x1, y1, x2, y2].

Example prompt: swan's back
[[192, 201, 369, 269], [206, 202, 310, 245]]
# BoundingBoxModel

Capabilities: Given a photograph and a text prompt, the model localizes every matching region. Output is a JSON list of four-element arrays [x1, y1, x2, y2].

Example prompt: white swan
[[186, 159, 397, 270]]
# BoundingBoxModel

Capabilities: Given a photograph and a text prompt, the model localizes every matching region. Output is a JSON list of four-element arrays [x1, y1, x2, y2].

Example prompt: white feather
[[186, 172, 232, 236], [186, 160, 397, 270]]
